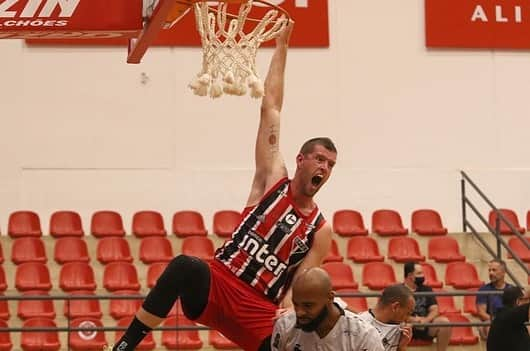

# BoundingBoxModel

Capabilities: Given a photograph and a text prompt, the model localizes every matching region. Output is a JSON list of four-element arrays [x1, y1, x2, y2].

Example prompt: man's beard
[[296, 305, 329, 332]]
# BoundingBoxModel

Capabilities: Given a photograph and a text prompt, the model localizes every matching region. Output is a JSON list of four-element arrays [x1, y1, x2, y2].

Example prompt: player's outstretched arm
[[246, 22, 293, 207]]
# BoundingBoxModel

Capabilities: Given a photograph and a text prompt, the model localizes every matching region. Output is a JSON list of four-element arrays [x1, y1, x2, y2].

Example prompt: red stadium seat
[[132, 211, 167, 237], [139, 237, 173, 264], [421, 263, 443, 288], [68, 318, 107, 351], [8, 211, 42, 238], [172, 211, 208, 237], [428, 236, 466, 263], [463, 289, 479, 317], [17, 291, 55, 320], [212, 210, 241, 238], [146, 262, 168, 288], [489, 209, 525, 235], [91, 211, 125, 238], [446, 314, 479, 345], [11, 237, 47, 265], [0, 267, 6, 292], [109, 290, 143, 320], [63, 291, 103, 319], [411, 209, 448, 236], [181, 236, 215, 262], [433, 289, 460, 315], [335, 289, 368, 313], [209, 330, 239, 349], [445, 262, 483, 289], [162, 316, 203, 350], [332, 210, 368, 236], [387, 237, 425, 262], [323, 239, 344, 263], [54, 237, 90, 264], [59, 262, 97, 292], [0, 320, 12, 351], [96, 237, 133, 264], [15, 262, 52, 292], [507, 236, 530, 262], [21, 318, 60, 351], [49, 211, 84, 238], [372, 209, 408, 236], [0, 296, 9, 320], [103, 262, 141, 292], [322, 262, 358, 290], [116, 317, 156, 350], [346, 237, 384, 263], [362, 262, 397, 290]]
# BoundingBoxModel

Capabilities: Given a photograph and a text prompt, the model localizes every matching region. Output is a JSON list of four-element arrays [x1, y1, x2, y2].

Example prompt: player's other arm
[[281, 224, 332, 308], [246, 23, 293, 207]]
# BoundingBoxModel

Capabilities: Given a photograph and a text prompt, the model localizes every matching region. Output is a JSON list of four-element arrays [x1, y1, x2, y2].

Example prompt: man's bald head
[[291, 267, 335, 332], [292, 267, 332, 299]]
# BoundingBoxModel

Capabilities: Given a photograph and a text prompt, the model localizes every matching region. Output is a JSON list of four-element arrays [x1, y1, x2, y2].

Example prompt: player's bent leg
[[143, 255, 210, 319], [112, 255, 211, 351]]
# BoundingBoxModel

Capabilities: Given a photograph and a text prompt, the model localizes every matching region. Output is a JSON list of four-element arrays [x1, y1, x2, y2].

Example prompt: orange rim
[[171, 0, 291, 23]]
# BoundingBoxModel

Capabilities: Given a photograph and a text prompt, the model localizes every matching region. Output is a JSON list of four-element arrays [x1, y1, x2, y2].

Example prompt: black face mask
[[415, 277, 425, 286], [297, 305, 329, 332]]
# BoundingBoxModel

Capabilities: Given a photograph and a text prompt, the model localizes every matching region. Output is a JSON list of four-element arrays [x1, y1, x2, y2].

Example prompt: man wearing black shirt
[[487, 286, 530, 351], [403, 262, 451, 351]]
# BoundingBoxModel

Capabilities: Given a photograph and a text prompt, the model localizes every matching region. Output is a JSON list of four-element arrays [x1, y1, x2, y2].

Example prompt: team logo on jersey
[[285, 213, 298, 225], [293, 236, 309, 254]]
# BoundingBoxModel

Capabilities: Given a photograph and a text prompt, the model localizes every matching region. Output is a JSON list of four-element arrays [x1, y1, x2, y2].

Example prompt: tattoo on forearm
[[268, 125, 279, 155]]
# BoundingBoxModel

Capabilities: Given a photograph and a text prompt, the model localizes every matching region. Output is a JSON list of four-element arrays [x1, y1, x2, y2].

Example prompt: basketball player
[[358, 284, 414, 351], [112, 22, 338, 351], [272, 267, 384, 351]]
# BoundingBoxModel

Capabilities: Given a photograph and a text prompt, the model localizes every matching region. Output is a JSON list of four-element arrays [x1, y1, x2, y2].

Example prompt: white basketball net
[[188, 0, 289, 98]]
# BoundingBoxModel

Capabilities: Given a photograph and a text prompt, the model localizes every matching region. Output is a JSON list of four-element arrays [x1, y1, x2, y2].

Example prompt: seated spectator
[[403, 262, 451, 351], [476, 259, 514, 339]]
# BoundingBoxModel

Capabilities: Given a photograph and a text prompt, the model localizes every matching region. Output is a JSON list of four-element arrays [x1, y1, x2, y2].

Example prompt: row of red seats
[[325, 236, 467, 264], [3, 210, 239, 238], [322, 261, 484, 291], [1, 236, 215, 265], [5, 233, 529, 269], [0, 316, 237, 351], [0, 260, 177, 293], [334, 208, 530, 237], [6, 208, 529, 239], [328, 235, 528, 263], [0, 258, 485, 296]]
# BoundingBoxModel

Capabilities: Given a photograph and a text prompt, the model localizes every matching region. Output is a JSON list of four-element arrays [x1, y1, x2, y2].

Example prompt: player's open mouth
[[311, 175, 323, 186]]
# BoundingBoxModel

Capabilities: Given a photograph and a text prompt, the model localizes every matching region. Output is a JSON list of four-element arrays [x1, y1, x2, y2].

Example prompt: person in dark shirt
[[403, 262, 451, 351], [476, 258, 514, 338], [487, 286, 530, 351]]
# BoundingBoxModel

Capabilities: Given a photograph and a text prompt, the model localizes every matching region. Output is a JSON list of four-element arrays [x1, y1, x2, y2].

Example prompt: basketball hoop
[[187, 0, 290, 99]]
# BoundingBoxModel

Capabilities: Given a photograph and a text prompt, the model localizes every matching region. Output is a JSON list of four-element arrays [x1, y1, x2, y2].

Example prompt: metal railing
[[0, 289, 525, 336], [461, 170, 530, 287]]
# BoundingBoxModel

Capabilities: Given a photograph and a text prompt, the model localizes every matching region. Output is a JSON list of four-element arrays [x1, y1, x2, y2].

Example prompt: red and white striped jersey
[[215, 177, 326, 304]]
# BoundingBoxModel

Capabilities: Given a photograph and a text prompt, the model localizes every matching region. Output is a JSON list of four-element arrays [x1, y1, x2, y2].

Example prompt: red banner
[[25, 0, 329, 47], [0, 0, 142, 39], [426, 0, 530, 49]]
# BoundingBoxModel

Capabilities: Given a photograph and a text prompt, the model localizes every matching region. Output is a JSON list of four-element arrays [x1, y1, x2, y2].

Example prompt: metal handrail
[[460, 170, 530, 286]]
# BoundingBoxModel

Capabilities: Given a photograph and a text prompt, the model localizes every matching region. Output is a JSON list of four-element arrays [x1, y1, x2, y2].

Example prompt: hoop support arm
[[127, 0, 184, 64]]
